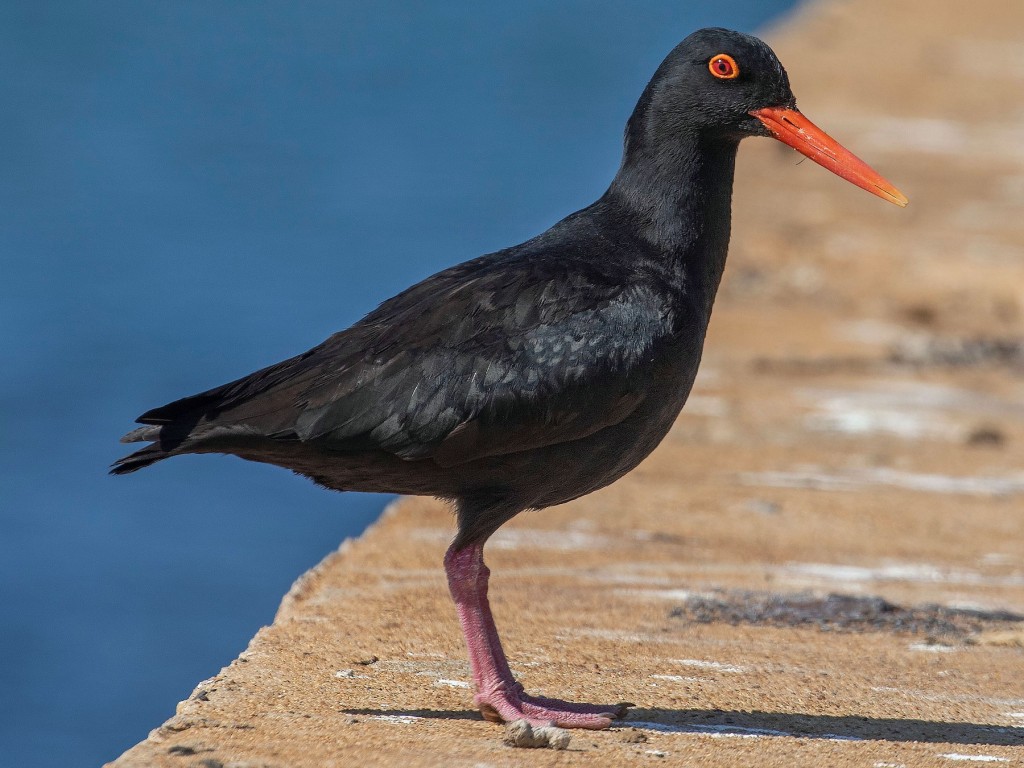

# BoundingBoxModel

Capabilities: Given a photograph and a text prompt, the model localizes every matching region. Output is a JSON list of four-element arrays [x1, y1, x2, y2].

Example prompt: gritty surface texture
[[110, 0, 1024, 765]]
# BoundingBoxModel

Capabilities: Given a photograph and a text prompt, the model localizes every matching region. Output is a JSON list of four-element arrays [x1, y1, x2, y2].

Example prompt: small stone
[[966, 426, 1005, 447], [745, 498, 781, 515], [159, 718, 192, 735], [167, 743, 213, 756], [503, 719, 571, 750]]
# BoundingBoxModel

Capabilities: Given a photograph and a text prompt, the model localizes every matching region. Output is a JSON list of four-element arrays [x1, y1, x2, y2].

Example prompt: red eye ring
[[709, 53, 739, 80]]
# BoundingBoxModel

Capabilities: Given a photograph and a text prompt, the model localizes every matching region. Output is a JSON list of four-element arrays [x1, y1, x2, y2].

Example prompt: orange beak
[[750, 106, 908, 207]]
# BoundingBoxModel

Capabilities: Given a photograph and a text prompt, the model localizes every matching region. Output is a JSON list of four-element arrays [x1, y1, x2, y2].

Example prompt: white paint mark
[[787, 562, 944, 582], [434, 679, 470, 689], [810, 408, 938, 439], [908, 643, 957, 653], [650, 674, 698, 682], [370, 715, 422, 724], [741, 467, 1024, 497], [627, 720, 860, 741], [645, 749, 669, 757], [334, 669, 368, 679], [939, 755, 1010, 763], [800, 381, 1024, 441], [802, 387, 950, 438], [672, 659, 747, 673], [781, 561, 1024, 588], [628, 721, 696, 733], [628, 721, 771, 738], [616, 588, 704, 602]]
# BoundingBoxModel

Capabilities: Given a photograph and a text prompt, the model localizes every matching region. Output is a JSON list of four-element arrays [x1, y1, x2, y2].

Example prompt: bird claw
[[474, 689, 628, 729], [520, 693, 631, 720]]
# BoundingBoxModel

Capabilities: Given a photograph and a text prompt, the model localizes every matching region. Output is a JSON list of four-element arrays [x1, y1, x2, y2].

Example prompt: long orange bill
[[750, 106, 908, 207]]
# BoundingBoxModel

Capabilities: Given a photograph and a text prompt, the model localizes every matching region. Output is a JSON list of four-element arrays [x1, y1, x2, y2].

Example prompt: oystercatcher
[[114, 28, 905, 729]]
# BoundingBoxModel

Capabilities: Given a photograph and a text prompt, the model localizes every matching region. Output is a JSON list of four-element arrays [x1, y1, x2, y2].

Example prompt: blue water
[[0, 2, 795, 764]]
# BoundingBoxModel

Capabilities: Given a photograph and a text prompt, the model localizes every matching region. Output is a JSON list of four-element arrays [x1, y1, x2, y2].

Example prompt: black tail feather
[[112, 348, 314, 476], [109, 443, 172, 475], [137, 391, 224, 425]]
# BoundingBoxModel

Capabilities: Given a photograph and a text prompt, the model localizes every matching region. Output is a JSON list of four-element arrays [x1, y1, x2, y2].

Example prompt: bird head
[[633, 27, 907, 207]]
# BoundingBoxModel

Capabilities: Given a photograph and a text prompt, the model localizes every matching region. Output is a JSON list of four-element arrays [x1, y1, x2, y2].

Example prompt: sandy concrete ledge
[[110, 0, 1024, 765]]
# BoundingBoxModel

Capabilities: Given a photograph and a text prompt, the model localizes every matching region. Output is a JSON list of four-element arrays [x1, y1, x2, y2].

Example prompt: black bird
[[113, 28, 905, 729]]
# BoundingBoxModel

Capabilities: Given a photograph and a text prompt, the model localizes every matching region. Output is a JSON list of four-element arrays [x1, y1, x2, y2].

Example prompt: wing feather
[[135, 241, 674, 465]]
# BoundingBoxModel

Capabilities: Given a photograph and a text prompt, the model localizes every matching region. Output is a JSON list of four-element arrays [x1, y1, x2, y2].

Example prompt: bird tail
[[109, 425, 181, 474], [109, 390, 223, 475], [110, 349, 309, 476], [109, 443, 171, 475]]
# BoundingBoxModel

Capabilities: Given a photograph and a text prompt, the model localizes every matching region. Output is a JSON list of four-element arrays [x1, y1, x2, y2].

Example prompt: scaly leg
[[444, 542, 627, 728]]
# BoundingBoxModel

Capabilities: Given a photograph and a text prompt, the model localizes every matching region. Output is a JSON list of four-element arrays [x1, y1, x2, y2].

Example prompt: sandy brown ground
[[110, 0, 1024, 765]]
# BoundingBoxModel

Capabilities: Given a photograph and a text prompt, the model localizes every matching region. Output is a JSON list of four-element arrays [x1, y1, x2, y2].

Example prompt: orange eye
[[709, 54, 739, 80]]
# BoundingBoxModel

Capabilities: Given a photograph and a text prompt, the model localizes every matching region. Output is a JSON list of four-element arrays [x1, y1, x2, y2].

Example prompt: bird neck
[[604, 131, 739, 304]]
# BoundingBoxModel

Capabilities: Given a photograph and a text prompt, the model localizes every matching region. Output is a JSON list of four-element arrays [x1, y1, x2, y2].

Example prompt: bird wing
[[136, 249, 671, 466]]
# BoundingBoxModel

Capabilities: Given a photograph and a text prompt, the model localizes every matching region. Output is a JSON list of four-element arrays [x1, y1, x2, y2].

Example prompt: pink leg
[[474, 570, 625, 719], [444, 542, 628, 729]]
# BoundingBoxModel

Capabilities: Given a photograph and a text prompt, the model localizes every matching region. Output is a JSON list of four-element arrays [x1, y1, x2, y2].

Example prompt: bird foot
[[520, 692, 632, 719], [475, 687, 629, 729]]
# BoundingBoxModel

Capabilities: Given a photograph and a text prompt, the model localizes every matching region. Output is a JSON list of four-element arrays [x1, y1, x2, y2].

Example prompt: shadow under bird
[[113, 28, 906, 729]]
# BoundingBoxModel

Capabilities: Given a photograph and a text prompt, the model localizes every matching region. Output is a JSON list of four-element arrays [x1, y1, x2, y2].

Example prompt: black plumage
[[115, 219, 706, 545], [113, 28, 903, 728]]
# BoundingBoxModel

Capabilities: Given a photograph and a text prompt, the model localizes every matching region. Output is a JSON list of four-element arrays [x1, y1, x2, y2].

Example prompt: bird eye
[[709, 54, 739, 80]]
